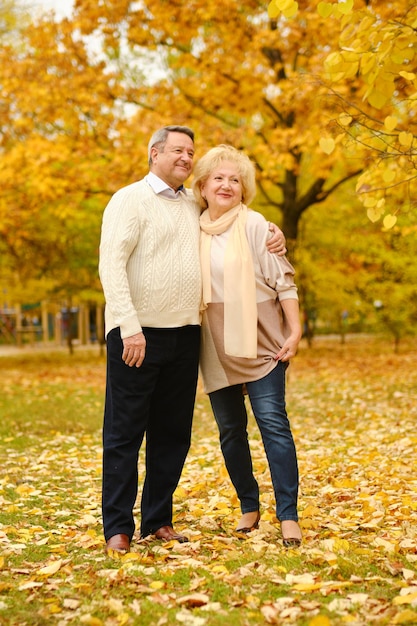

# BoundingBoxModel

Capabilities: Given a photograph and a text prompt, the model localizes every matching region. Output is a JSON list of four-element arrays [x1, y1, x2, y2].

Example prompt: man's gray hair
[[148, 125, 195, 165]]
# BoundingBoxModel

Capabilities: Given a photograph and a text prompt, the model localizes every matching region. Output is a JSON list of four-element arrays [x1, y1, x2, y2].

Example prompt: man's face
[[150, 132, 195, 190]]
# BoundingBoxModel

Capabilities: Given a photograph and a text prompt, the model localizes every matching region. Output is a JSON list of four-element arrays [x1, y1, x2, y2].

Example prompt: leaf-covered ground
[[0, 336, 416, 626]]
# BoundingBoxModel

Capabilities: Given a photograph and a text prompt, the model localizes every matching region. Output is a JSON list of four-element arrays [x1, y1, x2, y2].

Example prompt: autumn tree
[[68, 0, 367, 247], [0, 1, 177, 307], [268, 0, 417, 229], [0, 7, 122, 304], [295, 183, 417, 349], [0, 0, 23, 38], [2, 0, 416, 342]]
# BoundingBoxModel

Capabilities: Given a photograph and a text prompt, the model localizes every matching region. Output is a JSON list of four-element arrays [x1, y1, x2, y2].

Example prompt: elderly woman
[[192, 145, 302, 546]]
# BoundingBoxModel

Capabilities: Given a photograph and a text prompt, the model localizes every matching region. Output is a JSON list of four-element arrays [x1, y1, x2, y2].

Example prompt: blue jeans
[[209, 362, 298, 521]]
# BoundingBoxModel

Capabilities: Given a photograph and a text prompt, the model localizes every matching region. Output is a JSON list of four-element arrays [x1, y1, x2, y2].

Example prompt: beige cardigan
[[99, 180, 202, 338], [199, 209, 298, 394]]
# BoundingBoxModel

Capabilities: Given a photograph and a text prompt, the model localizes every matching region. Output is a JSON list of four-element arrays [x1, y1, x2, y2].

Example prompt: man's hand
[[267, 223, 286, 256], [122, 332, 146, 367]]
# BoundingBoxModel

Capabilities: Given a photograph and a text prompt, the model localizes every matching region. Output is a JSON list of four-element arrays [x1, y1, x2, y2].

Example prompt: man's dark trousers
[[102, 324, 200, 542]]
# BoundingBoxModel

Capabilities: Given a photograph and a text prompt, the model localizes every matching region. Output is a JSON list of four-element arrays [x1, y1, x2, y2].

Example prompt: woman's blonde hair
[[192, 144, 257, 209]]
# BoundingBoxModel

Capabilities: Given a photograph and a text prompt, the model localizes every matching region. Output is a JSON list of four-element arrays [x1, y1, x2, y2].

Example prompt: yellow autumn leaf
[[121, 552, 142, 561], [36, 559, 63, 576], [360, 52, 376, 75], [211, 565, 229, 574], [80, 616, 104, 626], [383, 214, 397, 229], [384, 116, 398, 131], [398, 132, 413, 148], [15, 484, 32, 495], [308, 616, 332, 626], [336, 0, 353, 15], [392, 609, 417, 623], [399, 71, 416, 81], [319, 137, 335, 154], [293, 582, 323, 591], [383, 169, 396, 183], [332, 478, 357, 489], [334, 539, 350, 552], [267, 1, 281, 19], [282, 1, 298, 19], [326, 51, 343, 67], [275, 0, 295, 10], [106, 548, 126, 560], [363, 195, 377, 208], [358, 15, 375, 33], [367, 89, 390, 109], [367, 207, 383, 223], [302, 504, 321, 517], [338, 113, 352, 126], [393, 592, 417, 605], [317, 2, 333, 19], [245, 594, 260, 605], [149, 580, 165, 589]]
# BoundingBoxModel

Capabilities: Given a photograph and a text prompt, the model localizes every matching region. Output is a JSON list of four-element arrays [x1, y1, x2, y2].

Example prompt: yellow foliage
[[317, 2, 334, 19], [384, 116, 398, 132], [382, 169, 396, 183], [393, 592, 417, 605], [308, 616, 332, 626], [338, 113, 352, 126], [398, 132, 413, 148], [319, 137, 335, 155], [337, 0, 353, 16], [312, 0, 417, 224], [383, 214, 397, 230], [366, 207, 384, 223], [36, 559, 63, 577], [400, 71, 416, 81]]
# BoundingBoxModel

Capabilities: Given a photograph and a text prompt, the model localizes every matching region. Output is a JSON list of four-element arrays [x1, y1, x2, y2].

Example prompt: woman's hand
[[274, 299, 302, 362], [274, 336, 299, 362]]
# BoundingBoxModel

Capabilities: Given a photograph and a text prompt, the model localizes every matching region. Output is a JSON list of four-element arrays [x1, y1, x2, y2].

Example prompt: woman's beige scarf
[[200, 203, 258, 358]]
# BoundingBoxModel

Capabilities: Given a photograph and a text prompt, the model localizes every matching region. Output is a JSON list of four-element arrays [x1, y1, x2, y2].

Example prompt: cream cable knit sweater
[[99, 179, 202, 338]]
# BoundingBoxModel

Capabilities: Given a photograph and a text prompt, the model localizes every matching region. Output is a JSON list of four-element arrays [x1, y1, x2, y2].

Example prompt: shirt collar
[[145, 172, 185, 199]]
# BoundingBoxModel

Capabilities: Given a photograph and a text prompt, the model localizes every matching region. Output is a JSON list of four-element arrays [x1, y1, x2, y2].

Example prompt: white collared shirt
[[145, 172, 185, 199]]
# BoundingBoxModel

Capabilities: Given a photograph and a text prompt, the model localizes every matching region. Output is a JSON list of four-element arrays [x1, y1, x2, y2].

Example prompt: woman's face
[[201, 160, 243, 217]]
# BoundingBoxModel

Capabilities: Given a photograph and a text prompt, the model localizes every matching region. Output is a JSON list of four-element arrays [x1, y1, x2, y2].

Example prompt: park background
[[0, 1, 416, 625]]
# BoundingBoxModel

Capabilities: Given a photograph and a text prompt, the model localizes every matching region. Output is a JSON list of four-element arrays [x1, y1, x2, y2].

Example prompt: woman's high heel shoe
[[283, 537, 301, 547], [281, 520, 302, 547], [236, 511, 260, 533]]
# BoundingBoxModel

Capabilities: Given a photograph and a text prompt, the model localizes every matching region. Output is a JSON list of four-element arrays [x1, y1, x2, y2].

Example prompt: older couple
[[99, 126, 302, 554]]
